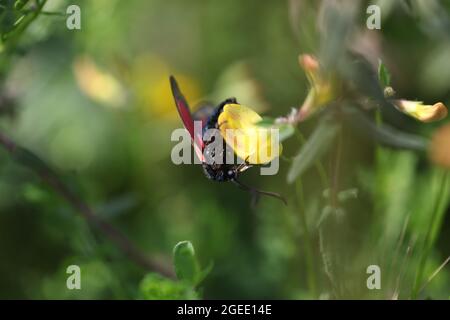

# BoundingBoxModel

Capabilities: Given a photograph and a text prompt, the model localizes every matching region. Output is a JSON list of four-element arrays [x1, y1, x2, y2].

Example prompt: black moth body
[[169, 75, 286, 205], [200, 98, 251, 182]]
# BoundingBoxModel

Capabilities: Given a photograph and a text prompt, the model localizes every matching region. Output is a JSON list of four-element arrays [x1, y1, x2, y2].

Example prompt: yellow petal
[[394, 100, 448, 123], [218, 104, 282, 164], [130, 54, 201, 119], [219, 103, 262, 126], [297, 54, 335, 121]]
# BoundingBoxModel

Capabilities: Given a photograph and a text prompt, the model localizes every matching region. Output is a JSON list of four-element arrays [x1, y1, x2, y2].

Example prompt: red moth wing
[[169, 76, 204, 162]]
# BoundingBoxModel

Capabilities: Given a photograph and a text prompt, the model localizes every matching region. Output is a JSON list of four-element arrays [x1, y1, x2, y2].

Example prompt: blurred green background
[[0, 0, 449, 299]]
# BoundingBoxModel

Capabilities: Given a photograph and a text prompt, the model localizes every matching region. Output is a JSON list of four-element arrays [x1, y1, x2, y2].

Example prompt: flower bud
[[393, 100, 448, 123], [297, 54, 334, 121]]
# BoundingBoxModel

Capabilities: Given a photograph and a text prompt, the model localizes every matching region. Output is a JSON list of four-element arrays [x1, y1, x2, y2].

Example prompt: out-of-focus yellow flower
[[393, 100, 448, 123], [429, 123, 450, 168], [298, 54, 335, 121], [130, 54, 201, 119], [218, 103, 282, 164], [73, 56, 127, 108]]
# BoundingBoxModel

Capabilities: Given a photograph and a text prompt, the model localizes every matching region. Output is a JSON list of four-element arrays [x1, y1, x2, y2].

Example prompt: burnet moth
[[170, 76, 286, 205]]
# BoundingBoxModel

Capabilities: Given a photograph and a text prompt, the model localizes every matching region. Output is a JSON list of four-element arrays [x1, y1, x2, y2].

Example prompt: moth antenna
[[231, 178, 287, 205]]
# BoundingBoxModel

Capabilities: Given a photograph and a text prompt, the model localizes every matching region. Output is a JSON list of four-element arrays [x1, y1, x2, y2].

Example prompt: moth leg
[[231, 178, 287, 205], [237, 156, 252, 172]]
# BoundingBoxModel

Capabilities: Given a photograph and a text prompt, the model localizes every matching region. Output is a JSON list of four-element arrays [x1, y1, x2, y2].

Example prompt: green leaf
[[139, 273, 198, 300], [196, 261, 214, 285], [287, 115, 339, 183], [256, 118, 295, 143], [428, 171, 450, 248], [337, 188, 359, 202], [278, 124, 295, 142], [343, 106, 428, 151], [322, 188, 358, 202], [173, 241, 200, 285], [14, 1, 29, 11], [255, 117, 275, 127], [378, 59, 391, 87]]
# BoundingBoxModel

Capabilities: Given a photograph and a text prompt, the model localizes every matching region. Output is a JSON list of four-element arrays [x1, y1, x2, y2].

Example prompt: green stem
[[330, 126, 343, 208], [295, 178, 318, 298], [292, 125, 335, 297], [319, 227, 337, 296], [2, 0, 48, 50], [375, 108, 383, 163], [292, 127, 319, 298], [320, 123, 343, 298], [374, 108, 382, 213], [0, 131, 175, 278], [412, 170, 450, 299]]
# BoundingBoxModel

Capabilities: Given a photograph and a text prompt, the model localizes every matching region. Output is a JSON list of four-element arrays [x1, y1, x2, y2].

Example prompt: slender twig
[[391, 236, 416, 300], [330, 126, 343, 208], [387, 214, 410, 294], [23, 10, 66, 17], [394, 215, 410, 263], [0, 131, 175, 278], [319, 227, 337, 296], [418, 256, 450, 295]]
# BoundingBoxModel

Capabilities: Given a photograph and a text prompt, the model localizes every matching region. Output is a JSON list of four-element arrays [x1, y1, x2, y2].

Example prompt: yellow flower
[[130, 54, 201, 119], [218, 104, 282, 164], [73, 56, 127, 109], [393, 100, 448, 123], [429, 123, 450, 168], [297, 54, 334, 121]]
